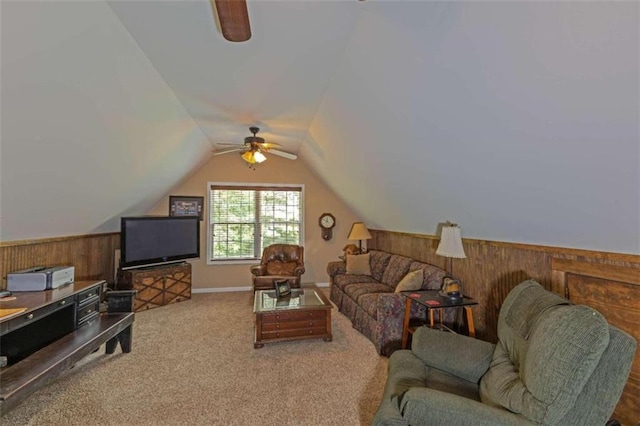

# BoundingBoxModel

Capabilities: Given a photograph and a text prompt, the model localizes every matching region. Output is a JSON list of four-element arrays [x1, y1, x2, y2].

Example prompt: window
[[208, 183, 304, 262]]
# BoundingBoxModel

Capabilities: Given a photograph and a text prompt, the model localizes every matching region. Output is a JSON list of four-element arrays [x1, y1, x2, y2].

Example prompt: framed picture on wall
[[169, 196, 204, 220]]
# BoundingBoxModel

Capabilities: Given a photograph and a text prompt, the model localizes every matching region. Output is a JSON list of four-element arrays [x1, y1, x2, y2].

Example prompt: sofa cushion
[[345, 282, 391, 305], [333, 274, 377, 291], [395, 269, 424, 293], [346, 253, 371, 275], [369, 250, 393, 282], [381, 255, 413, 289], [358, 293, 379, 319]]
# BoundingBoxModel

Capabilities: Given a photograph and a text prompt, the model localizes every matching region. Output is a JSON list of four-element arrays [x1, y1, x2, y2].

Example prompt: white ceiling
[[1, 1, 638, 254]]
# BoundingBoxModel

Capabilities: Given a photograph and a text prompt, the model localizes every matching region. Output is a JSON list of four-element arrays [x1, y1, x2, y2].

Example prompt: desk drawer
[[77, 285, 101, 306], [77, 300, 100, 325]]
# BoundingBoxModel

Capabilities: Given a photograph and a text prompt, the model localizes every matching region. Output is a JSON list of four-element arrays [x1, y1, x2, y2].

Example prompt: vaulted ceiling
[[1, 1, 638, 254]]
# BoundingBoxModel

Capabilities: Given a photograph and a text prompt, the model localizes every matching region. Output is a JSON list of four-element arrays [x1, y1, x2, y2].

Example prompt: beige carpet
[[2, 290, 388, 425]]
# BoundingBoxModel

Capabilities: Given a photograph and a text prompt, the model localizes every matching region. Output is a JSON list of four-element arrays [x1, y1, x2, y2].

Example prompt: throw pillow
[[346, 253, 371, 275], [394, 269, 424, 293]]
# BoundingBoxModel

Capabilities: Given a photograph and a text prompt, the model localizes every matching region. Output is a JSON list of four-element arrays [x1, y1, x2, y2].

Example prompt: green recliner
[[373, 280, 637, 426]]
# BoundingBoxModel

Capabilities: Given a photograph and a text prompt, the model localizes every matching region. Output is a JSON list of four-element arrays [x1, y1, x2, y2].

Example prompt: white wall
[[1, 1, 637, 256], [304, 1, 639, 254], [0, 1, 212, 241]]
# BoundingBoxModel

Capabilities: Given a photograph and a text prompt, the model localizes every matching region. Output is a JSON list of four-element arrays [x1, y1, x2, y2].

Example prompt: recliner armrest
[[400, 387, 531, 426], [412, 326, 495, 384], [250, 264, 266, 277], [293, 265, 305, 276]]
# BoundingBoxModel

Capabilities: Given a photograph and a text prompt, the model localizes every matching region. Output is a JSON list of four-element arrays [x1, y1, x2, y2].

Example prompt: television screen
[[120, 216, 200, 269]]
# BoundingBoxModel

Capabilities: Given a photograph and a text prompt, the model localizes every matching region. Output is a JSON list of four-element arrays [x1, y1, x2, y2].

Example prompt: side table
[[401, 290, 478, 349]]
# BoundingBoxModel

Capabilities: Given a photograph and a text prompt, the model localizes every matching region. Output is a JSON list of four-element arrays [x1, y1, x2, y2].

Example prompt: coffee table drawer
[[262, 327, 328, 340], [262, 319, 326, 331], [262, 310, 326, 323]]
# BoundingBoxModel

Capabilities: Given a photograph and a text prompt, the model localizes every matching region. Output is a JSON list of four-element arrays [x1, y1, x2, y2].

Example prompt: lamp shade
[[348, 222, 372, 241], [436, 224, 466, 259], [241, 151, 256, 164]]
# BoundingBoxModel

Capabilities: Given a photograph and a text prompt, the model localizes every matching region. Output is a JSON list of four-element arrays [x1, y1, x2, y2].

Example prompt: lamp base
[[439, 290, 463, 303]]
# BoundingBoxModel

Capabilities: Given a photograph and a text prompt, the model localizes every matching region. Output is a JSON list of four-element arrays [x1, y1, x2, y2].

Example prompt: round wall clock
[[319, 213, 336, 241]]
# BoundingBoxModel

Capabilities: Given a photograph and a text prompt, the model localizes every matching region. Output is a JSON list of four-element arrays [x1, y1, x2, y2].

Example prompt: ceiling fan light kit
[[213, 126, 298, 169]]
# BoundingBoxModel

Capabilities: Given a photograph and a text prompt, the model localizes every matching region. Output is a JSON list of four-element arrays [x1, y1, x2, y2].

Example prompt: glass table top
[[254, 288, 329, 313]]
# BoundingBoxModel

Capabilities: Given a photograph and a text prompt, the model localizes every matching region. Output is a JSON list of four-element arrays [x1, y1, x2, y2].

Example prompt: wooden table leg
[[464, 306, 475, 338], [401, 297, 412, 349]]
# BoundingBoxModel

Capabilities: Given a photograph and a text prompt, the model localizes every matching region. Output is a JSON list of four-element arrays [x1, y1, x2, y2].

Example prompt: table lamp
[[348, 222, 372, 254], [436, 222, 466, 275], [436, 222, 466, 301]]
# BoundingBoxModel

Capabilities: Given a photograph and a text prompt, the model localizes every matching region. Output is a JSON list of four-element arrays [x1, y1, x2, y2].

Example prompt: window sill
[[207, 259, 260, 266]]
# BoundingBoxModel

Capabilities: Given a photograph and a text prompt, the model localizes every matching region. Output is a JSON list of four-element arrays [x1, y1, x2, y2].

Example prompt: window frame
[[206, 182, 305, 265]]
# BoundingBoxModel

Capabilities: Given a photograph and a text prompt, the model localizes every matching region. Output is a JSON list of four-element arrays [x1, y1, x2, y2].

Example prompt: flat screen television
[[120, 216, 200, 269]]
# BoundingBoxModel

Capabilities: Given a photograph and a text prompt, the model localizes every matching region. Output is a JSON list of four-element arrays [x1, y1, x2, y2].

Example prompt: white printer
[[7, 266, 75, 291]]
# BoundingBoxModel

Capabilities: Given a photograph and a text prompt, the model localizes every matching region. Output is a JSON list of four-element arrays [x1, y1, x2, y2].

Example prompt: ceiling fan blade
[[268, 149, 298, 160], [216, 142, 245, 147], [214, 0, 251, 42], [261, 142, 283, 149], [213, 148, 244, 156]]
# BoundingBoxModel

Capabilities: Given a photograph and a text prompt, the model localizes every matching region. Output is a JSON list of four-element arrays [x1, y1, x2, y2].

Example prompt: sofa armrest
[[411, 326, 495, 384], [373, 293, 429, 355], [327, 261, 346, 278], [400, 387, 531, 426], [250, 264, 266, 277]]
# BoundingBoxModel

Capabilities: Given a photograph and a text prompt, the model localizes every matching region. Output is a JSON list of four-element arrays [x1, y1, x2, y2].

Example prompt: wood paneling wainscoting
[[368, 229, 640, 343], [0, 233, 120, 290]]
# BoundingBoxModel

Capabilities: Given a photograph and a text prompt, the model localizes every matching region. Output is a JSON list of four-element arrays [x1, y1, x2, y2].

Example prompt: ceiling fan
[[213, 127, 298, 168], [213, 0, 251, 42], [213, 0, 365, 42]]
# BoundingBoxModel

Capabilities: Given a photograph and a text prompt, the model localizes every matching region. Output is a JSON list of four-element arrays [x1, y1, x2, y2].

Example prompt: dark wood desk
[[0, 281, 135, 413], [401, 290, 478, 349]]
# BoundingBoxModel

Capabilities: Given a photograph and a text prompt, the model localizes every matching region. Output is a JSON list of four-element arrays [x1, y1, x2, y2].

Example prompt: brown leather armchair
[[250, 244, 305, 291]]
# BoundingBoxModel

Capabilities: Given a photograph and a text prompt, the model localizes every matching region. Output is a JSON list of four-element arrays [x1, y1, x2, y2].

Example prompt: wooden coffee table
[[253, 287, 332, 348]]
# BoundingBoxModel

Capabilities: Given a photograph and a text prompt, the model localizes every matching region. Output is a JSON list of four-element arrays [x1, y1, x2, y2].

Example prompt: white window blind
[[209, 184, 303, 261]]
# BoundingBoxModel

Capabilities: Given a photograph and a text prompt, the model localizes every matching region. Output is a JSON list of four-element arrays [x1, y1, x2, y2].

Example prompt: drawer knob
[[87, 293, 94, 298], [87, 309, 93, 314], [59, 300, 66, 306], [26, 313, 34, 320]]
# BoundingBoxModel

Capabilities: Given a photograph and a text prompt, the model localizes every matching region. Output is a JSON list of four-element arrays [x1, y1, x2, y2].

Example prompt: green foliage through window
[[209, 185, 303, 260]]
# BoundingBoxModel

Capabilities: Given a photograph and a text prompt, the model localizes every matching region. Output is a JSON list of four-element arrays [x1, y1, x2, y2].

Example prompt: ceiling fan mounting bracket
[[245, 127, 265, 145]]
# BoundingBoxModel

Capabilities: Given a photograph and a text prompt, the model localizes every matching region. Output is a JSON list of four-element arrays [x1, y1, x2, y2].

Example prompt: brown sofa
[[250, 244, 305, 291], [328, 250, 449, 356]]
